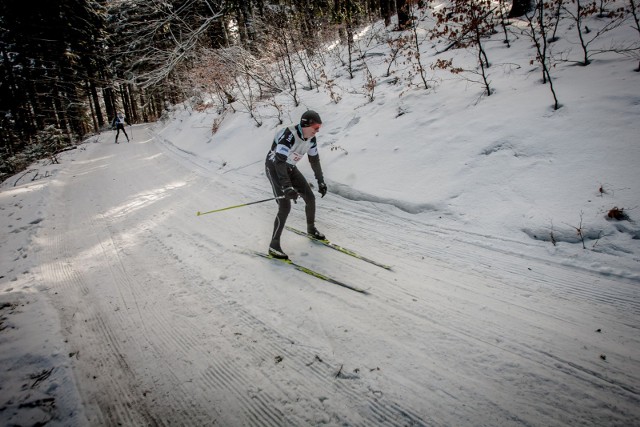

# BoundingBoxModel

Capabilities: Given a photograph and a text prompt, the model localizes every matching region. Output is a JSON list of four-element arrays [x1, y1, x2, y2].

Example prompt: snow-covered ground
[[1, 8, 639, 426]]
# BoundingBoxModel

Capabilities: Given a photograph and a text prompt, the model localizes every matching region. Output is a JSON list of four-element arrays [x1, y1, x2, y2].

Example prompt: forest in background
[[1, 0, 638, 181]]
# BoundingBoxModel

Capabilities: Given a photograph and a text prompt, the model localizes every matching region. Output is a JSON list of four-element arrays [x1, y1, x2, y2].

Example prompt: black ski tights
[[265, 162, 316, 245]]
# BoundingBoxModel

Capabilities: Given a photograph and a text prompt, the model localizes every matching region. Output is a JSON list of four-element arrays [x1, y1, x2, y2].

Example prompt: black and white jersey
[[268, 125, 319, 166], [266, 124, 324, 189]]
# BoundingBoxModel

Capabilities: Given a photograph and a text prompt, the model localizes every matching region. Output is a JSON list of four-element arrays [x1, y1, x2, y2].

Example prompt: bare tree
[[254, 7, 303, 106], [630, 0, 640, 34], [385, 1, 431, 90], [497, 0, 513, 47], [629, 0, 640, 70], [332, 0, 369, 79], [562, 0, 629, 65], [431, 0, 498, 95], [189, 49, 237, 113], [548, 0, 566, 43], [523, 0, 561, 109], [108, 0, 224, 89]]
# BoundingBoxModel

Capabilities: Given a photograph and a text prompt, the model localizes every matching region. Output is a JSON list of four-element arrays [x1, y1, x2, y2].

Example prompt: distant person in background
[[265, 110, 328, 259], [111, 112, 129, 143]]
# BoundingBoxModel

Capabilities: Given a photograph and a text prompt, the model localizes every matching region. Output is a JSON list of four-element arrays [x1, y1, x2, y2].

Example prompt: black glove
[[283, 187, 299, 201], [318, 181, 327, 198]]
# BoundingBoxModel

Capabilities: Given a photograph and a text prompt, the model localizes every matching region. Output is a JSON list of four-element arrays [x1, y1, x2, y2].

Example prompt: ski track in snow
[[21, 127, 640, 426]]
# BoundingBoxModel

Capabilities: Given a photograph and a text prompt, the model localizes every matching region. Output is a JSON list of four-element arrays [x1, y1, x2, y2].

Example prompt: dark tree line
[[0, 0, 222, 177], [1, 0, 108, 171]]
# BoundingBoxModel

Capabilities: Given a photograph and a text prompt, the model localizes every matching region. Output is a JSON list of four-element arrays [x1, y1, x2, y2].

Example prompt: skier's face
[[303, 123, 321, 139]]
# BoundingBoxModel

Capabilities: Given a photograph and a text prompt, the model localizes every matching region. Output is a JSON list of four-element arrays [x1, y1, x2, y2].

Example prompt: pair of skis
[[255, 227, 392, 294]]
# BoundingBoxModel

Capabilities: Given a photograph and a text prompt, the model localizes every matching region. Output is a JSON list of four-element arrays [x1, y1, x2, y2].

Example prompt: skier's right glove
[[318, 181, 327, 198], [283, 187, 299, 201]]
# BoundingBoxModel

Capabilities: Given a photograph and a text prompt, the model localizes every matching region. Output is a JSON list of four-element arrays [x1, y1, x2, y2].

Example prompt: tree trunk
[[86, 81, 98, 133], [396, 0, 410, 30], [380, 0, 392, 26], [508, 0, 533, 17], [88, 79, 104, 127]]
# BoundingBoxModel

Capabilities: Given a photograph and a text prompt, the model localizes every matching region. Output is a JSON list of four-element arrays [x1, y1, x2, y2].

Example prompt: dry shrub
[[607, 207, 629, 221]]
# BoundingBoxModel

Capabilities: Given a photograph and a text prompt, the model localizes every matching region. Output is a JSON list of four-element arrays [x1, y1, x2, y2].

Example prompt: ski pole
[[196, 196, 285, 216]]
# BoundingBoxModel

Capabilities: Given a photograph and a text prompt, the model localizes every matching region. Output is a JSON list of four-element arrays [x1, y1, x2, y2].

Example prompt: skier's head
[[300, 110, 322, 128]]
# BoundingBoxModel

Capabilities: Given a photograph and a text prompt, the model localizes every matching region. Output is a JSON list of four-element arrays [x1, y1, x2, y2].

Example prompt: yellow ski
[[286, 226, 392, 271], [253, 252, 368, 294]]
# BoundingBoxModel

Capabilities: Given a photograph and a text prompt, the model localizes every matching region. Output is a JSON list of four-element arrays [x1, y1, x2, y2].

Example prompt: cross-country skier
[[111, 111, 129, 143], [265, 110, 328, 259]]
